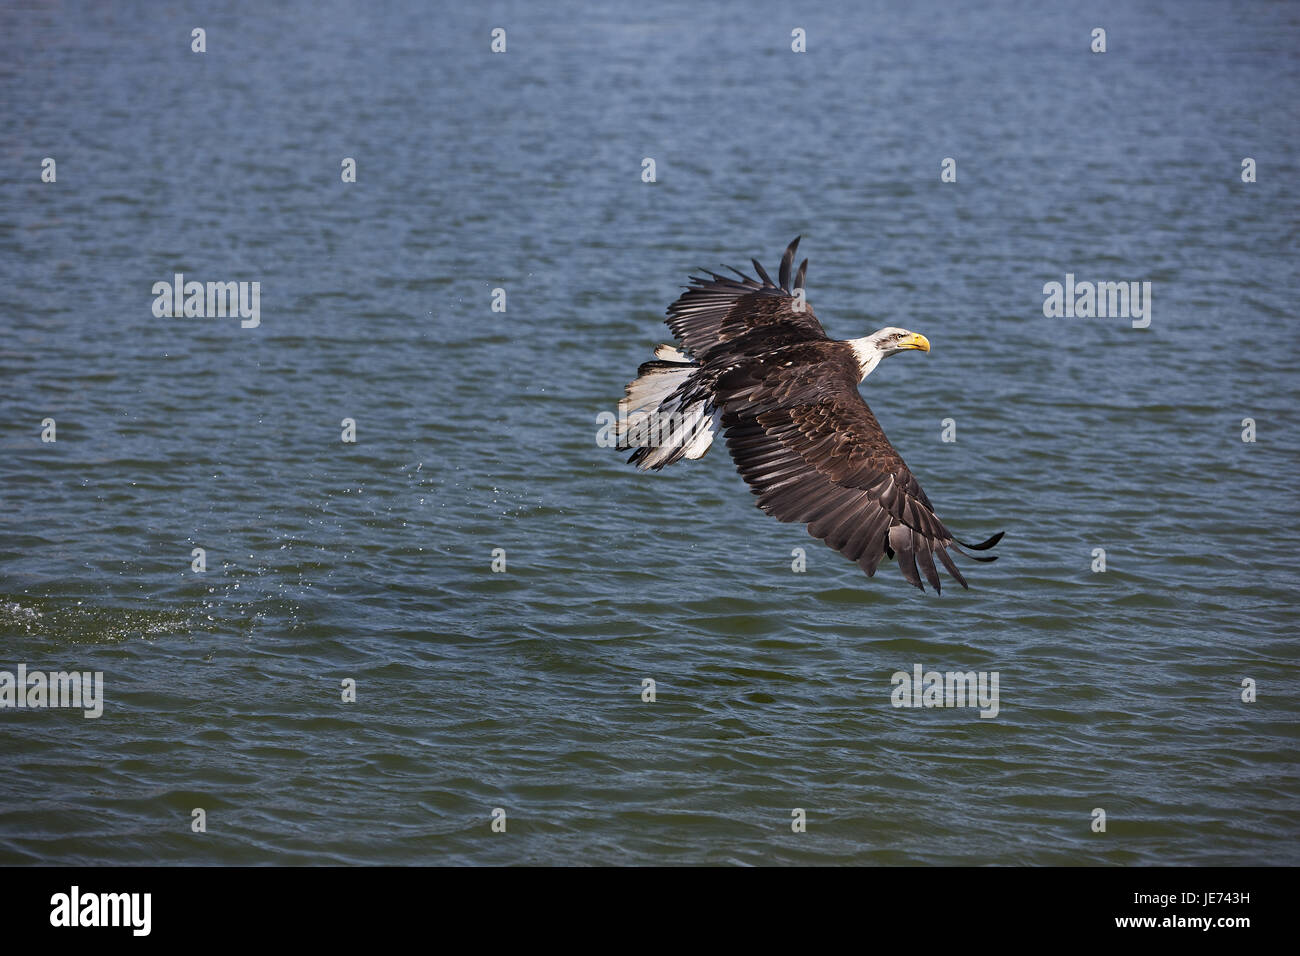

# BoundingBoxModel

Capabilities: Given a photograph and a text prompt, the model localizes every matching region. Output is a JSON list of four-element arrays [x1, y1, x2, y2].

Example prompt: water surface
[[1, 0, 1297, 865]]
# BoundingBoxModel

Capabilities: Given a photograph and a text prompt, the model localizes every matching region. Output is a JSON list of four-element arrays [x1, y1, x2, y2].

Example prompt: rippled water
[[1, 0, 1298, 865]]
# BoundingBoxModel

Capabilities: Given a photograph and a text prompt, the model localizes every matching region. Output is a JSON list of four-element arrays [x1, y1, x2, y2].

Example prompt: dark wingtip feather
[[959, 531, 1005, 551], [778, 237, 801, 292], [890, 526, 923, 589], [936, 546, 969, 589], [953, 548, 998, 563], [751, 258, 776, 287], [723, 264, 760, 287], [794, 258, 808, 291], [916, 547, 942, 594]]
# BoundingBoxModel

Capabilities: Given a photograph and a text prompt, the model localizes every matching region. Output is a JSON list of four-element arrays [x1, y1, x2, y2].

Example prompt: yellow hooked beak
[[899, 332, 930, 352]]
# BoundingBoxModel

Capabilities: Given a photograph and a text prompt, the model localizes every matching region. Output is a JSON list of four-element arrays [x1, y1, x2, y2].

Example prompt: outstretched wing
[[666, 236, 826, 360], [717, 349, 1002, 592]]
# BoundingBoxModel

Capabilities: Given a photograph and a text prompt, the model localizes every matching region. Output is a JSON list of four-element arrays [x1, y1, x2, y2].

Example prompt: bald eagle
[[616, 237, 1003, 593]]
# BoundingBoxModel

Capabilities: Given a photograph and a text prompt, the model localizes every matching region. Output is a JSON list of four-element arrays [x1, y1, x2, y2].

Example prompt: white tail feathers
[[654, 344, 689, 362], [618, 344, 719, 471]]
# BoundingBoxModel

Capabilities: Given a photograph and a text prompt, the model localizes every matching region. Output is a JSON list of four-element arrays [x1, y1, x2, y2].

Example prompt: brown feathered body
[[616, 238, 1002, 592]]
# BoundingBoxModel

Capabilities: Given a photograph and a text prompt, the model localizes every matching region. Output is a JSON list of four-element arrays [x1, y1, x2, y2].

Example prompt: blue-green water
[[1, 0, 1297, 865]]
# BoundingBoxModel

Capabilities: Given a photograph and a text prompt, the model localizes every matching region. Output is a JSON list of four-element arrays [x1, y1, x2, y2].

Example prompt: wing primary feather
[[751, 258, 775, 287], [916, 545, 942, 593], [778, 237, 800, 291], [794, 258, 808, 291], [952, 545, 999, 563], [723, 264, 760, 287], [935, 546, 969, 589], [889, 524, 923, 590], [959, 531, 1005, 551]]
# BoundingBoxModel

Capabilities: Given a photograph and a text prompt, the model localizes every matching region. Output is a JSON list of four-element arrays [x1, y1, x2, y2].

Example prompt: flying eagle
[[616, 237, 1003, 593]]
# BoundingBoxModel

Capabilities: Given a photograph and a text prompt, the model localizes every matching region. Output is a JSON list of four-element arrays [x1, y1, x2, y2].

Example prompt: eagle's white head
[[847, 327, 931, 381]]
